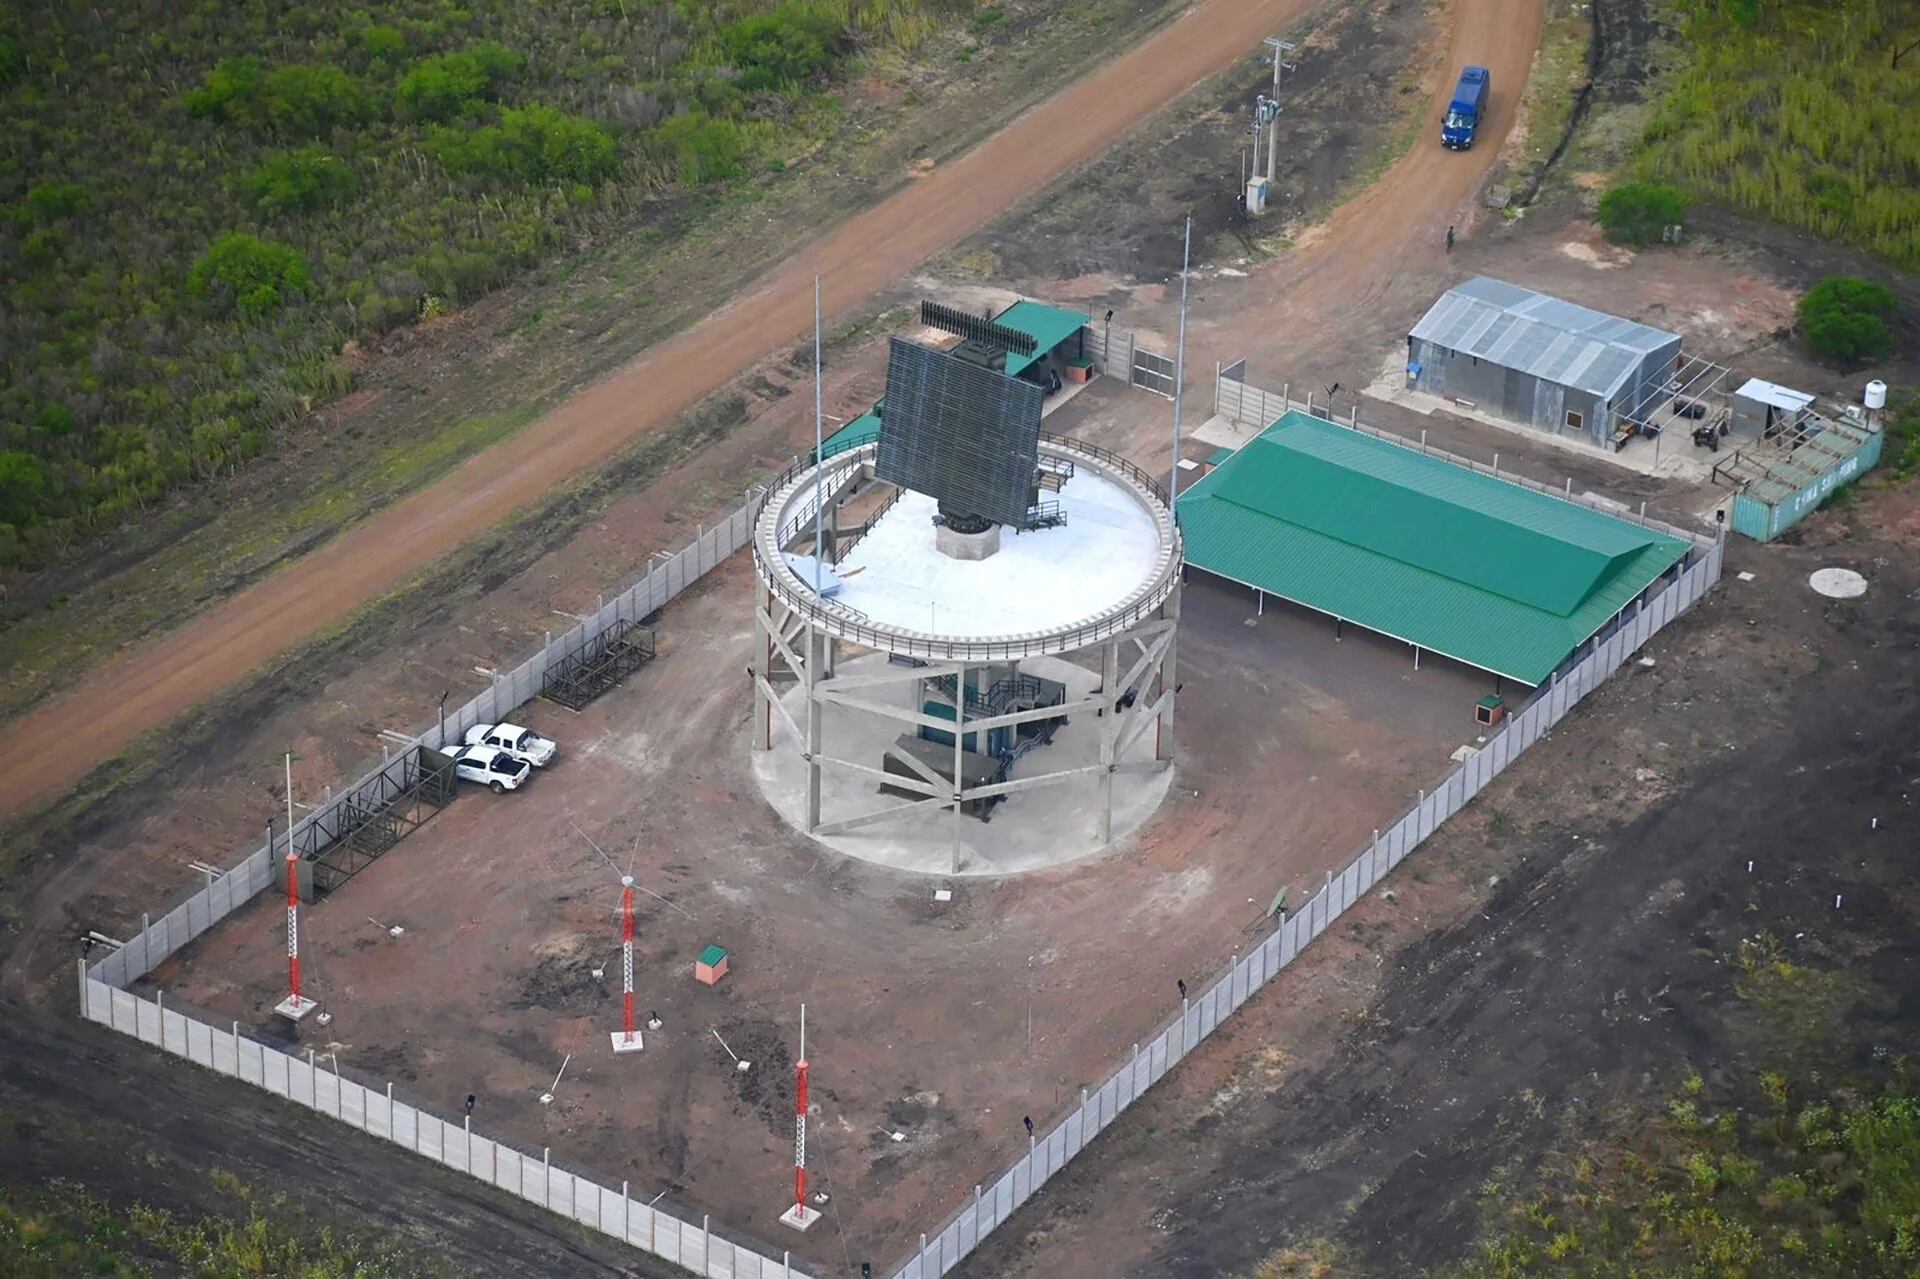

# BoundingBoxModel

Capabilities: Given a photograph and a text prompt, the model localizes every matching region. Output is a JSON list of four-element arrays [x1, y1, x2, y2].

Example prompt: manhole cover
[[1809, 568, 1868, 599]]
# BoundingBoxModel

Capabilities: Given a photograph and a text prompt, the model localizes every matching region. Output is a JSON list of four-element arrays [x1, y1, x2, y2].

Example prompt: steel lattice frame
[[751, 440, 1183, 865]]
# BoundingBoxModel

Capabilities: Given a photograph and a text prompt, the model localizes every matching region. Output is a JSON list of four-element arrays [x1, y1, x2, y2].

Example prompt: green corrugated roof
[[1206, 447, 1236, 467], [1177, 412, 1691, 684], [699, 944, 728, 966], [993, 300, 1089, 376]]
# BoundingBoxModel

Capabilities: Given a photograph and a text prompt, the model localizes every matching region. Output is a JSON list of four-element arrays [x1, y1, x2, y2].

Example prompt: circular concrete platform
[[1809, 567, 1867, 599], [750, 654, 1175, 877]]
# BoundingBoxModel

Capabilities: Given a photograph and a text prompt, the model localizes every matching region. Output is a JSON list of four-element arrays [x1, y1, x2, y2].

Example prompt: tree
[[185, 59, 368, 136], [1596, 182, 1691, 246], [1798, 275, 1898, 363], [20, 181, 90, 220], [188, 233, 312, 317], [243, 146, 356, 214], [0, 451, 54, 526], [394, 43, 523, 121]]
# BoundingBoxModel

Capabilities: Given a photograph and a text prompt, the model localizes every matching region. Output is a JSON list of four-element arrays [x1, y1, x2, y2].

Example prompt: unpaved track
[[1188, 0, 1543, 375], [1, 0, 1538, 818]]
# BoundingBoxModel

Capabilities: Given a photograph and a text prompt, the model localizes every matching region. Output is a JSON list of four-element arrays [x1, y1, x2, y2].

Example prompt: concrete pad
[[274, 994, 317, 1021], [752, 653, 1174, 876]]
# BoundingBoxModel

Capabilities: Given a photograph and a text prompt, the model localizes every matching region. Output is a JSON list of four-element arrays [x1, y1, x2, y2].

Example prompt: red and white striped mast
[[780, 1003, 820, 1230], [275, 752, 315, 1021], [609, 875, 643, 1053]]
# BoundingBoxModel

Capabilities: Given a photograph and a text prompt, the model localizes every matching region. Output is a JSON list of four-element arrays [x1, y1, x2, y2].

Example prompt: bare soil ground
[[962, 473, 1920, 1279], [142, 505, 1487, 1269]]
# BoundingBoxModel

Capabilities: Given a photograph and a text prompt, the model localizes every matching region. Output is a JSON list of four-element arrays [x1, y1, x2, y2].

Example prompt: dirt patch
[[513, 937, 609, 1017], [714, 1016, 796, 1137]]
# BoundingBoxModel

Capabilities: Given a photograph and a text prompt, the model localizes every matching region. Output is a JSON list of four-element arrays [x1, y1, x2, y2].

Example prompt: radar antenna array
[[919, 301, 1037, 357]]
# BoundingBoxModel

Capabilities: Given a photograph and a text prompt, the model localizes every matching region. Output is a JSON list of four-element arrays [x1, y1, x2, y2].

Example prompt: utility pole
[[1245, 37, 1298, 217]]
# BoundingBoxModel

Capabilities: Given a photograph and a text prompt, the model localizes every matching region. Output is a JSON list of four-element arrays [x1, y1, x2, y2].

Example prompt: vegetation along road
[[0, 0, 1537, 820]]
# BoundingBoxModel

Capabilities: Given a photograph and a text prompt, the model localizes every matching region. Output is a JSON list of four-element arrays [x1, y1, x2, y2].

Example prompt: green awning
[[1176, 412, 1691, 685], [993, 300, 1089, 376], [816, 407, 881, 462]]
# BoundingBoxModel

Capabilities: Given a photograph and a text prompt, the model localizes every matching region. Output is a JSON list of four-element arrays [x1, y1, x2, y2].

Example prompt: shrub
[[1886, 388, 1920, 477], [183, 56, 265, 119], [0, 36, 20, 87], [35, 404, 76, 437], [188, 233, 311, 316], [355, 24, 409, 67], [185, 59, 368, 135], [720, 4, 844, 92], [257, 64, 369, 135], [1597, 181, 1691, 245], [20, 180, 90, 220], [654, 111, 749, 184], [395, 42, 523, 121], [0, 451, 55, 525], [1798, 276, 1897, 362], [433, 105, 619, 185], [243, 146, 355, 214]]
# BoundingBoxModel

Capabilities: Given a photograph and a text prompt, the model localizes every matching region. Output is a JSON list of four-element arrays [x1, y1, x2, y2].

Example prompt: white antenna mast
[[813, 275, 825, 592], [1170, 216, 1192, 503]]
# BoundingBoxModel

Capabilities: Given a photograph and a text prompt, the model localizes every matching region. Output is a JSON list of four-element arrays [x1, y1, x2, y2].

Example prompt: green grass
[[0, 1174, 448, 1278], [1451, 1068, 1920, 1276], [0, 0, 1191, 722], [1634, 0, 1920, 270], [1513, 2, 1592, 184], [0, 0, 956, 570]]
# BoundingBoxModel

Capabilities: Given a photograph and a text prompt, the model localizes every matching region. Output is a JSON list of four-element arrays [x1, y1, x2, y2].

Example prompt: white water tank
[[1864, 379, 1887, 410]]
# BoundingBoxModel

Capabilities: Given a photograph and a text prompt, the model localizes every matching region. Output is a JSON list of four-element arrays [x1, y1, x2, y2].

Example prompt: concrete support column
[[752, 584, 773, 752], [804, 619, 823, 833], [1155, 584, 1181, 762], [1097, 640, 1118, 843], [950, 661, 966, 875]]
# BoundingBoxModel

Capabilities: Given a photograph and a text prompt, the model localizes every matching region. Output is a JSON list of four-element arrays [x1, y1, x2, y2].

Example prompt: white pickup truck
[[463, 722, 558, 768], [451, 744, 532, 793]]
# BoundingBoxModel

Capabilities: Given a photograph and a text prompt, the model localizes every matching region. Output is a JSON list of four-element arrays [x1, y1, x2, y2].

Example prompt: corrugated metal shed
[[1177, 412, 1692, 684], [1410, 276, 1679, 400]]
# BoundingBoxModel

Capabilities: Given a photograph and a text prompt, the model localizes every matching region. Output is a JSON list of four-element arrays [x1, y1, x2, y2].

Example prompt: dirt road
[[1185, 0, 1544, 380], [0, 0, 1538, 820]]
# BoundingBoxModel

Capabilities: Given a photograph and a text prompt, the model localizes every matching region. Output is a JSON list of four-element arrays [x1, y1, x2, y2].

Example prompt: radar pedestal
[[936, 522, 1000, 561]]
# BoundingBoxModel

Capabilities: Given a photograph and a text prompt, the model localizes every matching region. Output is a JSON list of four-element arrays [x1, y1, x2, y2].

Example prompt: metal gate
[[1132, 348, 1176, 398]]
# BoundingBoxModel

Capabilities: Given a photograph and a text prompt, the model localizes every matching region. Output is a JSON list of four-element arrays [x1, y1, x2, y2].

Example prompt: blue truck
[[1441, 66, 1490, 150]]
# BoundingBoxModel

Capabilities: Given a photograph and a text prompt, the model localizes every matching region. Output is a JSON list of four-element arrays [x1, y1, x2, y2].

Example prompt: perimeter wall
[[74, 356, 1719, 1279]]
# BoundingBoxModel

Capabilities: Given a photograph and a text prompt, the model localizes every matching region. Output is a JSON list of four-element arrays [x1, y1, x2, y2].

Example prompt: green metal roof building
[[1176, 412, 1693, 685]]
